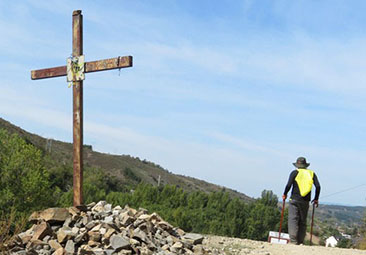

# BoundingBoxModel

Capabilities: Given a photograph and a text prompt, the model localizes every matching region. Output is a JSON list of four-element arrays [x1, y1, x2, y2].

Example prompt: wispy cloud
[[239, 36, 366, 93]]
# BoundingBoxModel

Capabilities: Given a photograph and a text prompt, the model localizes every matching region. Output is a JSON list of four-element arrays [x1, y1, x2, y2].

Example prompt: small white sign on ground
[[268, 231, 290, 244]]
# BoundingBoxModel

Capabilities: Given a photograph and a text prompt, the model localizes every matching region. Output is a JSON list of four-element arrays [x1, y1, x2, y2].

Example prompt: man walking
[[282, 157, 321, 245]]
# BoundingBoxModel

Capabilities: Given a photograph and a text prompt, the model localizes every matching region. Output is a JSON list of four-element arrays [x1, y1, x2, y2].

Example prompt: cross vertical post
[[72, 10, 83, 206]]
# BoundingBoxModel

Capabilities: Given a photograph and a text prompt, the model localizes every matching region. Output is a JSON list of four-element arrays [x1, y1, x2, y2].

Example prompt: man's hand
[[282, 195, 287, 201], [312, 199, 319, 208]]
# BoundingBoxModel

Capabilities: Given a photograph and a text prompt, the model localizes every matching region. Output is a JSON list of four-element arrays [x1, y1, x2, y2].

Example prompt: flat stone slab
[[30, 208, 70, 223], [110, 235, 130, 250], [183, 233, 204, 245]]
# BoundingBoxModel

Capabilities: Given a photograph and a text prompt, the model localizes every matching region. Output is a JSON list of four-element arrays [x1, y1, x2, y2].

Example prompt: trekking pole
[[310, 202, 316, 246], [278, 198, 286, 240]]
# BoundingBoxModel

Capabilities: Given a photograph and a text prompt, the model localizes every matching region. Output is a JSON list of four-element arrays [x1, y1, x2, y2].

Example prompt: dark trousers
[[288, 199, 309, 244]]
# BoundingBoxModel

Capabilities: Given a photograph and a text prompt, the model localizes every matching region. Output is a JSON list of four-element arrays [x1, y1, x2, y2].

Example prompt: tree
[[0, 130, 52, 214], [0, 129, 52, 238], [337, 238, 352, 248], [245, 190, 281, 240], [259, 190, 278, 207]]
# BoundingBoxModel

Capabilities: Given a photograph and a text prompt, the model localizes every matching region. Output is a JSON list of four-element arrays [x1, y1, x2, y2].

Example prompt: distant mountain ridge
[[0, 118, 252, 202], [315, 204, 365, 227]]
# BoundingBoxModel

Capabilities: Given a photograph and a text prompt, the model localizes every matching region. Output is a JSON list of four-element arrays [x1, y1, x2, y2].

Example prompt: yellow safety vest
[[295, 169, 314, 197]]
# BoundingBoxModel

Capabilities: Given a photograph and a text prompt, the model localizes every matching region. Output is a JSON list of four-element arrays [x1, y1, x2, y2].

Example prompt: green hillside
[[0, 118, 251, 202]]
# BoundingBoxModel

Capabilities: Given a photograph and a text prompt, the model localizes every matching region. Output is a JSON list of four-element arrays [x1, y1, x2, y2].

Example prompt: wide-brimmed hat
[[293, 157, 310, 168]]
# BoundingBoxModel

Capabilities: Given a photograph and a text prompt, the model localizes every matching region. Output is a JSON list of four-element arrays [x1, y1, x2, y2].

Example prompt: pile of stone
[[5, 201, 210, 255]]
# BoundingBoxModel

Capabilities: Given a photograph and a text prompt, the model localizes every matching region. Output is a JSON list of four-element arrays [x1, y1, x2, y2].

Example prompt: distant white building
[[341, 233, 352, 239], [325, 236, 338, 247]]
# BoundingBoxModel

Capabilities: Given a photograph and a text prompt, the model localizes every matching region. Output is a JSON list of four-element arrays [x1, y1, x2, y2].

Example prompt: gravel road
[[203, 235, 366, 255]]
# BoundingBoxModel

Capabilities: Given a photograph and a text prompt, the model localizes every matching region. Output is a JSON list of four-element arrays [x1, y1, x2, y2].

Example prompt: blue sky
[[1, 0, 366, 206]]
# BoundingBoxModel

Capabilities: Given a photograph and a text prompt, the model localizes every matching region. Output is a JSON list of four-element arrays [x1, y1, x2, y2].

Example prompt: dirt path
[[204, 235, 366, 255]]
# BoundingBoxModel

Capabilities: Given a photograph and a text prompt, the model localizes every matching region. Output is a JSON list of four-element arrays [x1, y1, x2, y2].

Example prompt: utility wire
[[321, 184, 366, 199]]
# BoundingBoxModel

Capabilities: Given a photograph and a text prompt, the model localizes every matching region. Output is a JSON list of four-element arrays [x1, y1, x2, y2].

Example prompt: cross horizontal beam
[[31, 56, 132, 80]]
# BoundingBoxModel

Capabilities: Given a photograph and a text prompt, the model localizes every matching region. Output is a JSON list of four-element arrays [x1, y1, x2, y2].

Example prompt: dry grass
[[0, 209, 27, 253], [356, 238, 366, 250]]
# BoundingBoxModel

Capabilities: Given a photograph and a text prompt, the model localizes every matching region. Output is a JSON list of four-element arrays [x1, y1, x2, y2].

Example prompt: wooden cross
[[30, 10, 133, 206]]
